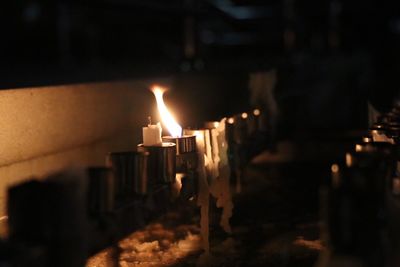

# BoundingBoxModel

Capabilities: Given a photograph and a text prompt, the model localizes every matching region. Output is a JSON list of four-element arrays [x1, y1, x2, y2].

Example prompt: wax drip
[[197, 152, 210, 254], [209, 118, 234, 233]]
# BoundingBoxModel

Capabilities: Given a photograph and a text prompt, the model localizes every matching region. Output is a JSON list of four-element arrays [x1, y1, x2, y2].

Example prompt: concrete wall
[[0, 80, 159, 216]]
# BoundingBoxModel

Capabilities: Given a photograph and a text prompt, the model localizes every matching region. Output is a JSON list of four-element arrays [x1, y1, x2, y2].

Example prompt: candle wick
[[148, 116, 152, 125]]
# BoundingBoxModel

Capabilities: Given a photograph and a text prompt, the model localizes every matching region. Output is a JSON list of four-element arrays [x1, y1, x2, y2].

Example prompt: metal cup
[[162, 135, 197, 173], [86, 167, 114, 215], [106, 151, 149, 200], [137, 143, 176, 185]]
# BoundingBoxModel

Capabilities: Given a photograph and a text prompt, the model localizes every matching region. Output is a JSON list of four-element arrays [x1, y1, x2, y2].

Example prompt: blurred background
[[0, 0, 399, 137]]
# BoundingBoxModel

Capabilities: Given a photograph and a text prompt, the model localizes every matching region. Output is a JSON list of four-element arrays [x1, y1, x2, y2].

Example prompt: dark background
[[0, 0, 399, 137]]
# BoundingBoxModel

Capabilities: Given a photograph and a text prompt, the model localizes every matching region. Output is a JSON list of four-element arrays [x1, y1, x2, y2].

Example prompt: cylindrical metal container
[[183, 129, 212, 156], [162, 135, 197, 173], [162, 135, 196, 155], [386, 122, 400, 140], [246, 109, 261, 136], [326, 161, 385, 263], [106, 151, 149, 201], [137, 143, 176, 185], [346, 147, 397, 221], [224, 118, 238, 180], [234, 113, 249, 144], [353, 142, 397, 176], [355, 141, 395, 155], [378, 112, 400, 124], [86, 167, 114, 215]]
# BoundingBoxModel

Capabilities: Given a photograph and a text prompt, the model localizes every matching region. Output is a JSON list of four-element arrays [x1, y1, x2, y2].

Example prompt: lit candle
[[152, 86, 182, 138], [142, 117, 162, 146]]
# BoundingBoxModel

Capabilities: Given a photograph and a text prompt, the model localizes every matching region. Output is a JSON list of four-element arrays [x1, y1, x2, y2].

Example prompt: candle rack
[[2, 106, 272, 267], [320, 102, 400, 267], [224, 109, 271, 187]]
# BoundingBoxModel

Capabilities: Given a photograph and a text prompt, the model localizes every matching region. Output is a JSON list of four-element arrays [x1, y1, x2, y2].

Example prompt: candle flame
[[331, 164, 339, 173], [152, 86, 182, 137]]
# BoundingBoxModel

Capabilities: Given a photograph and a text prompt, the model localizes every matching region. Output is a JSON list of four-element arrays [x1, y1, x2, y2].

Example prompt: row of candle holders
[[4, 141, 196, 266], [320, 102, 400, 267], [224, 109, 271, 186], [2, 108, 270, 267]]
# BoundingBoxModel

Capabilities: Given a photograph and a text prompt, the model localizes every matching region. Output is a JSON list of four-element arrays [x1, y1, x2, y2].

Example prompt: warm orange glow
[[331, 164, 339, 173], [355, 144, 362, 152], [253, 109, 261, 116], [345, 153, 352, 167], [241, 112, 248, 119], [227, 117, 234, 124], [331, 164, 340, 187], [152, 86, 182, 137]]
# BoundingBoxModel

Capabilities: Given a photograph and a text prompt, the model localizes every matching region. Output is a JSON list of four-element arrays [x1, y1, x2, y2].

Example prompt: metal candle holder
[[86, 167, 114, 216], [106, 151, 149, 203], [162, 135, 198, 200], [162, 135, 197, 172], [137, 143, 176, 186]]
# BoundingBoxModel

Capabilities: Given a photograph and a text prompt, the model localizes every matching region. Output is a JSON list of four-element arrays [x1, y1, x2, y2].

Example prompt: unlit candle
[[142, 122, 162, 146]]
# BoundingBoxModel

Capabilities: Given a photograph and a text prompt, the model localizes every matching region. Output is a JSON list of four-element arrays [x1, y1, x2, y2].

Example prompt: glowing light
[[345, 153, 352, 167], [331, 164, 340, 188], [241, 112, 248, 119], [227, 117, 234, 124], [253, 109, 260, 116], [152, 86, 182, 137], [331, 164, 339, 173]]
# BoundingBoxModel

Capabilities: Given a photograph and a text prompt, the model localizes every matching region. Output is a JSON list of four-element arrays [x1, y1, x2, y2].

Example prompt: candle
[[142, 118, 162, 146], [208, 118, 233, 233], [217, 118, 233, 233], [210, 128, 220, 179], [152, 86, 182, 138], [184, 129, 210, 253], [204, 129, 215, 181]]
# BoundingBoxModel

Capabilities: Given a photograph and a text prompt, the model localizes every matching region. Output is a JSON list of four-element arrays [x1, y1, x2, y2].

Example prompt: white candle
[[196, 131, 210, 254], [204, 129, 215, 180], [209, 118, 233, 233], [142, 122, 162, 146], [210, 128, 220, 179], [184, 129, 210, 253]]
